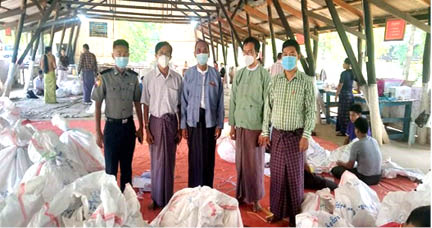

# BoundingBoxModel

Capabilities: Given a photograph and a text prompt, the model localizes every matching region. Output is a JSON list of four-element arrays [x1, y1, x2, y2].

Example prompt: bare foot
[[252, 202, 262, 212], [266, 214, 281, 223]]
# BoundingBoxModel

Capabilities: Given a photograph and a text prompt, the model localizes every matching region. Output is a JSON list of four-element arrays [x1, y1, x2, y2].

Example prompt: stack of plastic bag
[[296, 171, 380, 227], [217, 122, 236, 163], [0, 97, 20, 126], [52, 114, 105, 173], [381, 158, 425, 181], [57, 79, 83, 98], [26, 171, 147, 227], [375, 171, 431, 226], [151, 186, 243, 227]]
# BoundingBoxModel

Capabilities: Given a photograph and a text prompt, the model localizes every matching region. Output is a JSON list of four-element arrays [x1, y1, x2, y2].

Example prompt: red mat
[[27, 120, 417, 227]]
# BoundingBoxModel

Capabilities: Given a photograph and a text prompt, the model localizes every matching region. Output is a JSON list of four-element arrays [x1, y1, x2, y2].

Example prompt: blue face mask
[[115, 57, 129, 69], [282, 56, 297, 71], [196, 53, 209, 65]]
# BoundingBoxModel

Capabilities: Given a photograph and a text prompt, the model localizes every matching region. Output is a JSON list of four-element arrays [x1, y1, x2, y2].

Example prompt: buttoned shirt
[[197, 66, 208, 109], [262, 70, 316, 138], [33, 77, 44, 91], [228, 65, 270, 130], [141, 67, 182, 117], [78, 51, 98, 74], [181, 65, 224, 129], [91, 68, 141, 119], [269, 61, 283, 77]]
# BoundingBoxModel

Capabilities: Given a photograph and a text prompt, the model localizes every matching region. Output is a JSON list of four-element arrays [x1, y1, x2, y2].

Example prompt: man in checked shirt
[[78, 44, 98, 105]]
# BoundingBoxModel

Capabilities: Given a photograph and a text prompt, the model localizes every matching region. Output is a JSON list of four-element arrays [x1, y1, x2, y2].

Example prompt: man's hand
[[96, 130, 104, 148], [176, 129, 182, 145], [215, 127, 222, 140], [229, 126, 236, 140], [146, 128, 154, 145], [182, 129, 188, 140], [258, 135, 270, 147], [299, 137, 309, 152], [136, 127, 143, 144]]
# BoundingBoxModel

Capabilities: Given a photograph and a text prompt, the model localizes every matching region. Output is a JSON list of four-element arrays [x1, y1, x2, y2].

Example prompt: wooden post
[[246, 13, 252, 37], [59, 24, 67, 50], [262, 38, 266, 65], [201, 21, 206, 41], [232, 32, 239, 67], [3, 0, 27, 97], [324, 0, 365, 85], [71, 22, 81, 64], [313, 27, 319, 64], [357, 22, 363, 70], [207, 17, 217, 63], [49, 5, 60, 48], [419, 7, 431, 145], [218, 19, 227, 65], [272, 0, 309, 73], [66, 23, 76, 60], [301, 0, 315, 76], [216, 0, 243, 45], [267, 3, 277, 63]]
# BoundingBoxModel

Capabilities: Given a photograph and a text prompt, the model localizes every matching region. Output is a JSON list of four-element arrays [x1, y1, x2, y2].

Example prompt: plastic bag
[[381, 158, 425, 181], [0, 97, 20, 126], [70, 81, 83, 95], [333, 171, 380, 227], [301, 188, 335, 214], [151, 186, 243, 227], [0, 146, 33, 198], [296, 211, 353, 227], [56, 88, 70, 98], [217, 137, 236, 163]]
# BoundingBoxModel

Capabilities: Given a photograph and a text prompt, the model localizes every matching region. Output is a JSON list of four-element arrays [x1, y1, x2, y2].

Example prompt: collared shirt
[[181, 65, 224, 129], [78, 51, 98, 74], [141, 67, 182, 117], [228, 65, 270, 130], [33, 77, 44, 91], [339, 69, 354, 92], [262, 70, 316, 138], [269, 61, 283, 77], [91, 68, 141, 119], [197, 66, 208, 109], [349, 136, 382, 176]]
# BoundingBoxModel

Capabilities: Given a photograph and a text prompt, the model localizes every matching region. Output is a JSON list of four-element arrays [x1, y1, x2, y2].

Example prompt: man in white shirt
[[33, 70, 44, 96], [269, 53, 283, 77]]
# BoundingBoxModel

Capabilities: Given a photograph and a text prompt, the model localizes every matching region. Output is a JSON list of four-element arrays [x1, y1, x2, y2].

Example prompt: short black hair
[[242, 36, 260, 53], [349, 104, 362, 114], [38, 69, 43, 75], [45, 46, 51, 53], [277, 52, 282, 60], [354, 117, 369, 134], [282, 39, 300, 54], [406, 206, 430, 227], [83, 44, 89, 50], [113, 39, 129, 49], [194, 39, 208, 51], [155, 41, 172, 56], [344, 58, 351, 65]]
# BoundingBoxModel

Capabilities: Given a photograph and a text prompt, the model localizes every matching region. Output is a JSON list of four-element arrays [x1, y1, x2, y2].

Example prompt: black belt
[[106, 116, 133, 124]]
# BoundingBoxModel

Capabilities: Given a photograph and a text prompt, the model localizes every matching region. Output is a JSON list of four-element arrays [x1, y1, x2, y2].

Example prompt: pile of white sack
[[151, 186, 243, 227], [56, 79, 83, 98], [0, 98, 147, 227], [296, 171, 431, 227]]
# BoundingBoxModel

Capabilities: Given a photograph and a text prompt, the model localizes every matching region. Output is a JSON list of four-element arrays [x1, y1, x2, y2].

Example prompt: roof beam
[[61, 1, 216, 12], [332, 0, 363, 20], [273, 0, 324, 27], [368, 0, 430, 33], [78, 8, 200, 19], [85, 14, 191, 23], [0, 3, 36, 20], [114, 0, 217, 7], [306, 11, 365, 39], [31, 0, 44, 14]]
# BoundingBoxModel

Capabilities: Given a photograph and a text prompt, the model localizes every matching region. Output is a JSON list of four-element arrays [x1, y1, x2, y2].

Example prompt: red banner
[[384, 18, 406, 41], [296, 34, 305, 45], [5, 28, 11, 36]]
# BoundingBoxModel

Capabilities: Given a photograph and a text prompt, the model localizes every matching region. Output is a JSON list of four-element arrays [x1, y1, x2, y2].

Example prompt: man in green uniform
[[91, 39, 143, 192]]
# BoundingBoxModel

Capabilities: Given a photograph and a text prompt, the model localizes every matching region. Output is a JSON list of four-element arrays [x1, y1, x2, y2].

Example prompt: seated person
[[381, 205, 430, 227], [33, 70, 44, 96], [304, 164, 338, 191], [344, 104, 371, 145], [331, 117, 382, 185]]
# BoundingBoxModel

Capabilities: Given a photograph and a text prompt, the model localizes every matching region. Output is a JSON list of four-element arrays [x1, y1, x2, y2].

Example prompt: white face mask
[[157, 55, 170, 68], [244, 55, 255, 67]]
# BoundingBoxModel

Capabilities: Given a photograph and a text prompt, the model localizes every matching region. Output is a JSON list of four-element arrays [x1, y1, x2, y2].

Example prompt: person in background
[[335, 58, 355, 136], [182, 60, 188, 77], [269, 52, 283, 77], [344, 104, 371, 145], [33, 69, 44, 96], [214, 61, 219, 71], [181, 40, 224, 188], [331, 117, 382, 185], [40, 46, 57, 104], [381, 205, 430, 227], [260, 39, 316, 225], [57, 48, 69, 85], [141, 41, 182, 209], [229, 36, 270, 213], [78, 44, 98, 105], [229, 66, 235, 86], [220, 62, 226, 87], [91, 39, 143, 192]]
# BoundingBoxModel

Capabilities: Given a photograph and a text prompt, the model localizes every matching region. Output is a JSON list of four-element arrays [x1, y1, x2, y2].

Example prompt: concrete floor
[[315, 123, 431, 173]]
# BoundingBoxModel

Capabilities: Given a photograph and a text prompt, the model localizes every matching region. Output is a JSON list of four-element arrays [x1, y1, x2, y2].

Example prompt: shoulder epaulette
[[99, 68, 113, 75], [127, 69, 138, 76]]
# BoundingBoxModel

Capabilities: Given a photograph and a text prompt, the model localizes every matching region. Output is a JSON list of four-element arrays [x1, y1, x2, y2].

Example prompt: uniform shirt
[[349, 136, 382, 176], [262, 70, 316, 138], [339, 69, 354, 92], [141, 67, 182, 118], [197, 66, 208, 109], [228, 65, 270, 131], [181, 65, 224, 129], [78, 51, 98, 74], [91, 68, 141, 119], [269, 61, 283, 77]]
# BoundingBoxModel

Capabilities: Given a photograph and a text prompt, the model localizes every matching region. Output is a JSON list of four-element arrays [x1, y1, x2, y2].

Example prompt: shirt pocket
[[168, 87, 179, 106], [107, 86, 121, 100], [121, 82, 135, 101]]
